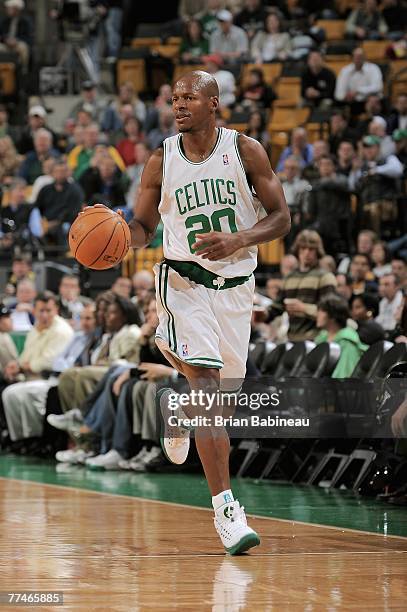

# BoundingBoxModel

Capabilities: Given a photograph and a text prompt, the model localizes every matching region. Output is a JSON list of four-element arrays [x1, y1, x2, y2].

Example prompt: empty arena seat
[[376, 343, 407, 378], [274, 341, 315, 379], [260, 342, 287, 375], [351, 341, 392, 380], [249, 340, 275, 370], [296, 342, 341, 378]]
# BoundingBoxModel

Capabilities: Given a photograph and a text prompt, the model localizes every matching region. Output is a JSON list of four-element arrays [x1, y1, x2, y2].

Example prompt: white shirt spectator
[[213, 68, 236, 107], [376, 289, 403, 331], [210, 24, 249, 57], [335, 61, 383, 102]]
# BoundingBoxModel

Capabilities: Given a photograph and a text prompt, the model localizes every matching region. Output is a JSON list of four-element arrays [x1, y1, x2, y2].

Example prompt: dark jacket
[[35, 180, 84, 223], [79, 167, 127, 208], [0, 14, 33, 45], [301, 67, 336, 104], [356, 159, 401, 204]]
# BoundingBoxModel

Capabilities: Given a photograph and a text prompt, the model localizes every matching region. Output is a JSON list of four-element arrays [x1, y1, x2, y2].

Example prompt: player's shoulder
[[235, 133, 270, 171], [236, 133, 267, 156]]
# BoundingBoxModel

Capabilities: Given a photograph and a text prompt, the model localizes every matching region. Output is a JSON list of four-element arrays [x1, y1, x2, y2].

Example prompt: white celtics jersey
[[159, 127, 262, 278]]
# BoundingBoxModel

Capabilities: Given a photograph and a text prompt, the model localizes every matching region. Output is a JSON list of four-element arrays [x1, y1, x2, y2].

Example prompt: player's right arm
[[128, 148, 163, 248]]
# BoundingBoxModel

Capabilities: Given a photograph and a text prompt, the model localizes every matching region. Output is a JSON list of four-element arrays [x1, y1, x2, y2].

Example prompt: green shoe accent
[[86, 464, 105, 471], [226, 532, 260, 556]]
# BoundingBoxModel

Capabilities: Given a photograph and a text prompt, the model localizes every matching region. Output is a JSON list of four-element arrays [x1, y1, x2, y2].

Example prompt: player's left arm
[[193, 135, 290, 260]]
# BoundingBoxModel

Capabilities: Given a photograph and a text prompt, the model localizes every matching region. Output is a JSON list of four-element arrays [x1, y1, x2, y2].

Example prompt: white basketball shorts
[[154, 261, 255, 384]]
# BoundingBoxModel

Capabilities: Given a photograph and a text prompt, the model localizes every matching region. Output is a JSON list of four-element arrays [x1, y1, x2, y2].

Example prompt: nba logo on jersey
[[223, 154, 229, 165], [181, 343, 189, 356]]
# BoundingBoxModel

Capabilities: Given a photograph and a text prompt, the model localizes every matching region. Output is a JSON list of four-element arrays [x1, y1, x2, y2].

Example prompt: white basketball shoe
[[214, 500, 260, 555], [157, 387, 190, 465]]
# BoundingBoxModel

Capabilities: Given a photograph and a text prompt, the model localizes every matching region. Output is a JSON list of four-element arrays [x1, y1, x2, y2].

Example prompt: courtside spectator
[[335, 48, 383, 113], [68, 81, 107, 124], [4, 254, 34, 297], [198, 0, 223, 37], [238, 67, 276, 110], [102, 82, 146, 133], [209, 9, 249, 63], [0, 178, 42, 247], [376, 273, 404, 331], [180, 18, 209, 63], [328, 110, 357, 155], [234, 0, 267, 42], [18, 129, 59, 185], [315, 295, 367, 378], [0, 136, 21, 183], [2, 291, 74, 442], [266, 230, 337, 341], [368, 116, 396, 157], [79, 154, 128, 209], [68, 123, 125, 180], [387, 94, 407, 133], [116, 117, 144, 167], [0, 0, 32, 73], [17, 106, 58, 155], [345, 0, 388, 41], [276, 127, 313, 173], [371, 241, 392, 278], [391, 257, 407, 291], [8, 278, 36, 331], [349, 135, 404, 234], [57, 275, 91, 328], [349, 253, 378, 295], [304, 154, 351, 253], [112, 276, 132, 299], [35, 159, 84, 245], [350, 293, 385, 345], [336, 273, 354, 303], [203, 53, 236, 107], [146, 107, 176, 150], [245, 111, 270, 152], [301, 50, 336, 109], [336, 141, 357, 177], [251, 12, 291, 62], [0, 305, 17, 375]]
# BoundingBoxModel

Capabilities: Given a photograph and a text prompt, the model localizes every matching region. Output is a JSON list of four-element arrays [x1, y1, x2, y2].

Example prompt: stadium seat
[[249, 340, 276, 370], [117, 59, 146, 93], [241, 63, 282, 87], [315, 20, 346, 41], [362, 40, 390, 62], [269, 107, 310, 132], [377, 343, 407, 377], [260, 342, 287, 375], [325, 57, 351, 76], [274, 341, 315, 379], [0, 60, 16, 96], [274, 78, 301, 108], [351, 341, 393, 380], [296, 342, 341, 378]]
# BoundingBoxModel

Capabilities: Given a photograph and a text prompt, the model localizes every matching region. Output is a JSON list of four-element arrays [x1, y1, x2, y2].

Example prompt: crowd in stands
[[0, 0, 406, 502]]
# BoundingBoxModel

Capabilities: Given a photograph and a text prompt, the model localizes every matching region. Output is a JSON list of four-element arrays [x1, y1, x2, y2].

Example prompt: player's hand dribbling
[[192, 232, 244, 260], [79, 203, 125, 219]]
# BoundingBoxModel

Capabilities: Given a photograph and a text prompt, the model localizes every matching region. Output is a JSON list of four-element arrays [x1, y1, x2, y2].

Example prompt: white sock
[[212, 489, 235, 510]]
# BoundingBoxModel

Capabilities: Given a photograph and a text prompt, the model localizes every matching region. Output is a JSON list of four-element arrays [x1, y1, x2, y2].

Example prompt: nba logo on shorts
[[223, 154, 229, 165], [181, 343, 189, 356]]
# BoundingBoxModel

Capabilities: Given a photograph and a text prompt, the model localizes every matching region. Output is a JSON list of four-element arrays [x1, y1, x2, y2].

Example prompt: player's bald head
[[174, 71, 219, 99]]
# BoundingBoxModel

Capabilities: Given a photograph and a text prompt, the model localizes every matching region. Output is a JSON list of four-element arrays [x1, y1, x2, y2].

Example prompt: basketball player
[[128, 71, 290, 554]]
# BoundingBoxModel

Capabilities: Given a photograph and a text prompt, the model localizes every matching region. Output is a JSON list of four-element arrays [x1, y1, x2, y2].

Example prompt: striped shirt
[[268, 266, 337, 341]]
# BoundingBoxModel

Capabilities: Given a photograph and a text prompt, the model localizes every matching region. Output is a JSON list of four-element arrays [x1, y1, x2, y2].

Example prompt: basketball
[[69, 207, 131, 270]]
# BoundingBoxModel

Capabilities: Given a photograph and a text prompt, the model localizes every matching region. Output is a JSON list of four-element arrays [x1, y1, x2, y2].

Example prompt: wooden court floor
[[0, 478, 406, 611]]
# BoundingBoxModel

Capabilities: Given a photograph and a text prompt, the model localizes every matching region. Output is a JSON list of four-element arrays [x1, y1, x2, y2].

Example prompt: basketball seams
[[71, 216, 114, 257], [87, 219, 121, 268]]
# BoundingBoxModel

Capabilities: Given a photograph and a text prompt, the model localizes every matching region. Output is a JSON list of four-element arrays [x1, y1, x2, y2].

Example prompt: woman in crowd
[[251, 13, 292, 63], [350, 292, 385, 345], [180, 18, 209, 63]]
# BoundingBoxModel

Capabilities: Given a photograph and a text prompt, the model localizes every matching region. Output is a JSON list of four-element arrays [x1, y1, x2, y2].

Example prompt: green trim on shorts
[[164, 258, 252, 290], [184, 357, 224, 365], [163, 263, 177, 353], [158, 263, 176, 352]]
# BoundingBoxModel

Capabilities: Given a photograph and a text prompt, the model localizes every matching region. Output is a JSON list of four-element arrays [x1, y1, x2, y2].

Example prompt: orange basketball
[[69, 207, 131, 270]]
